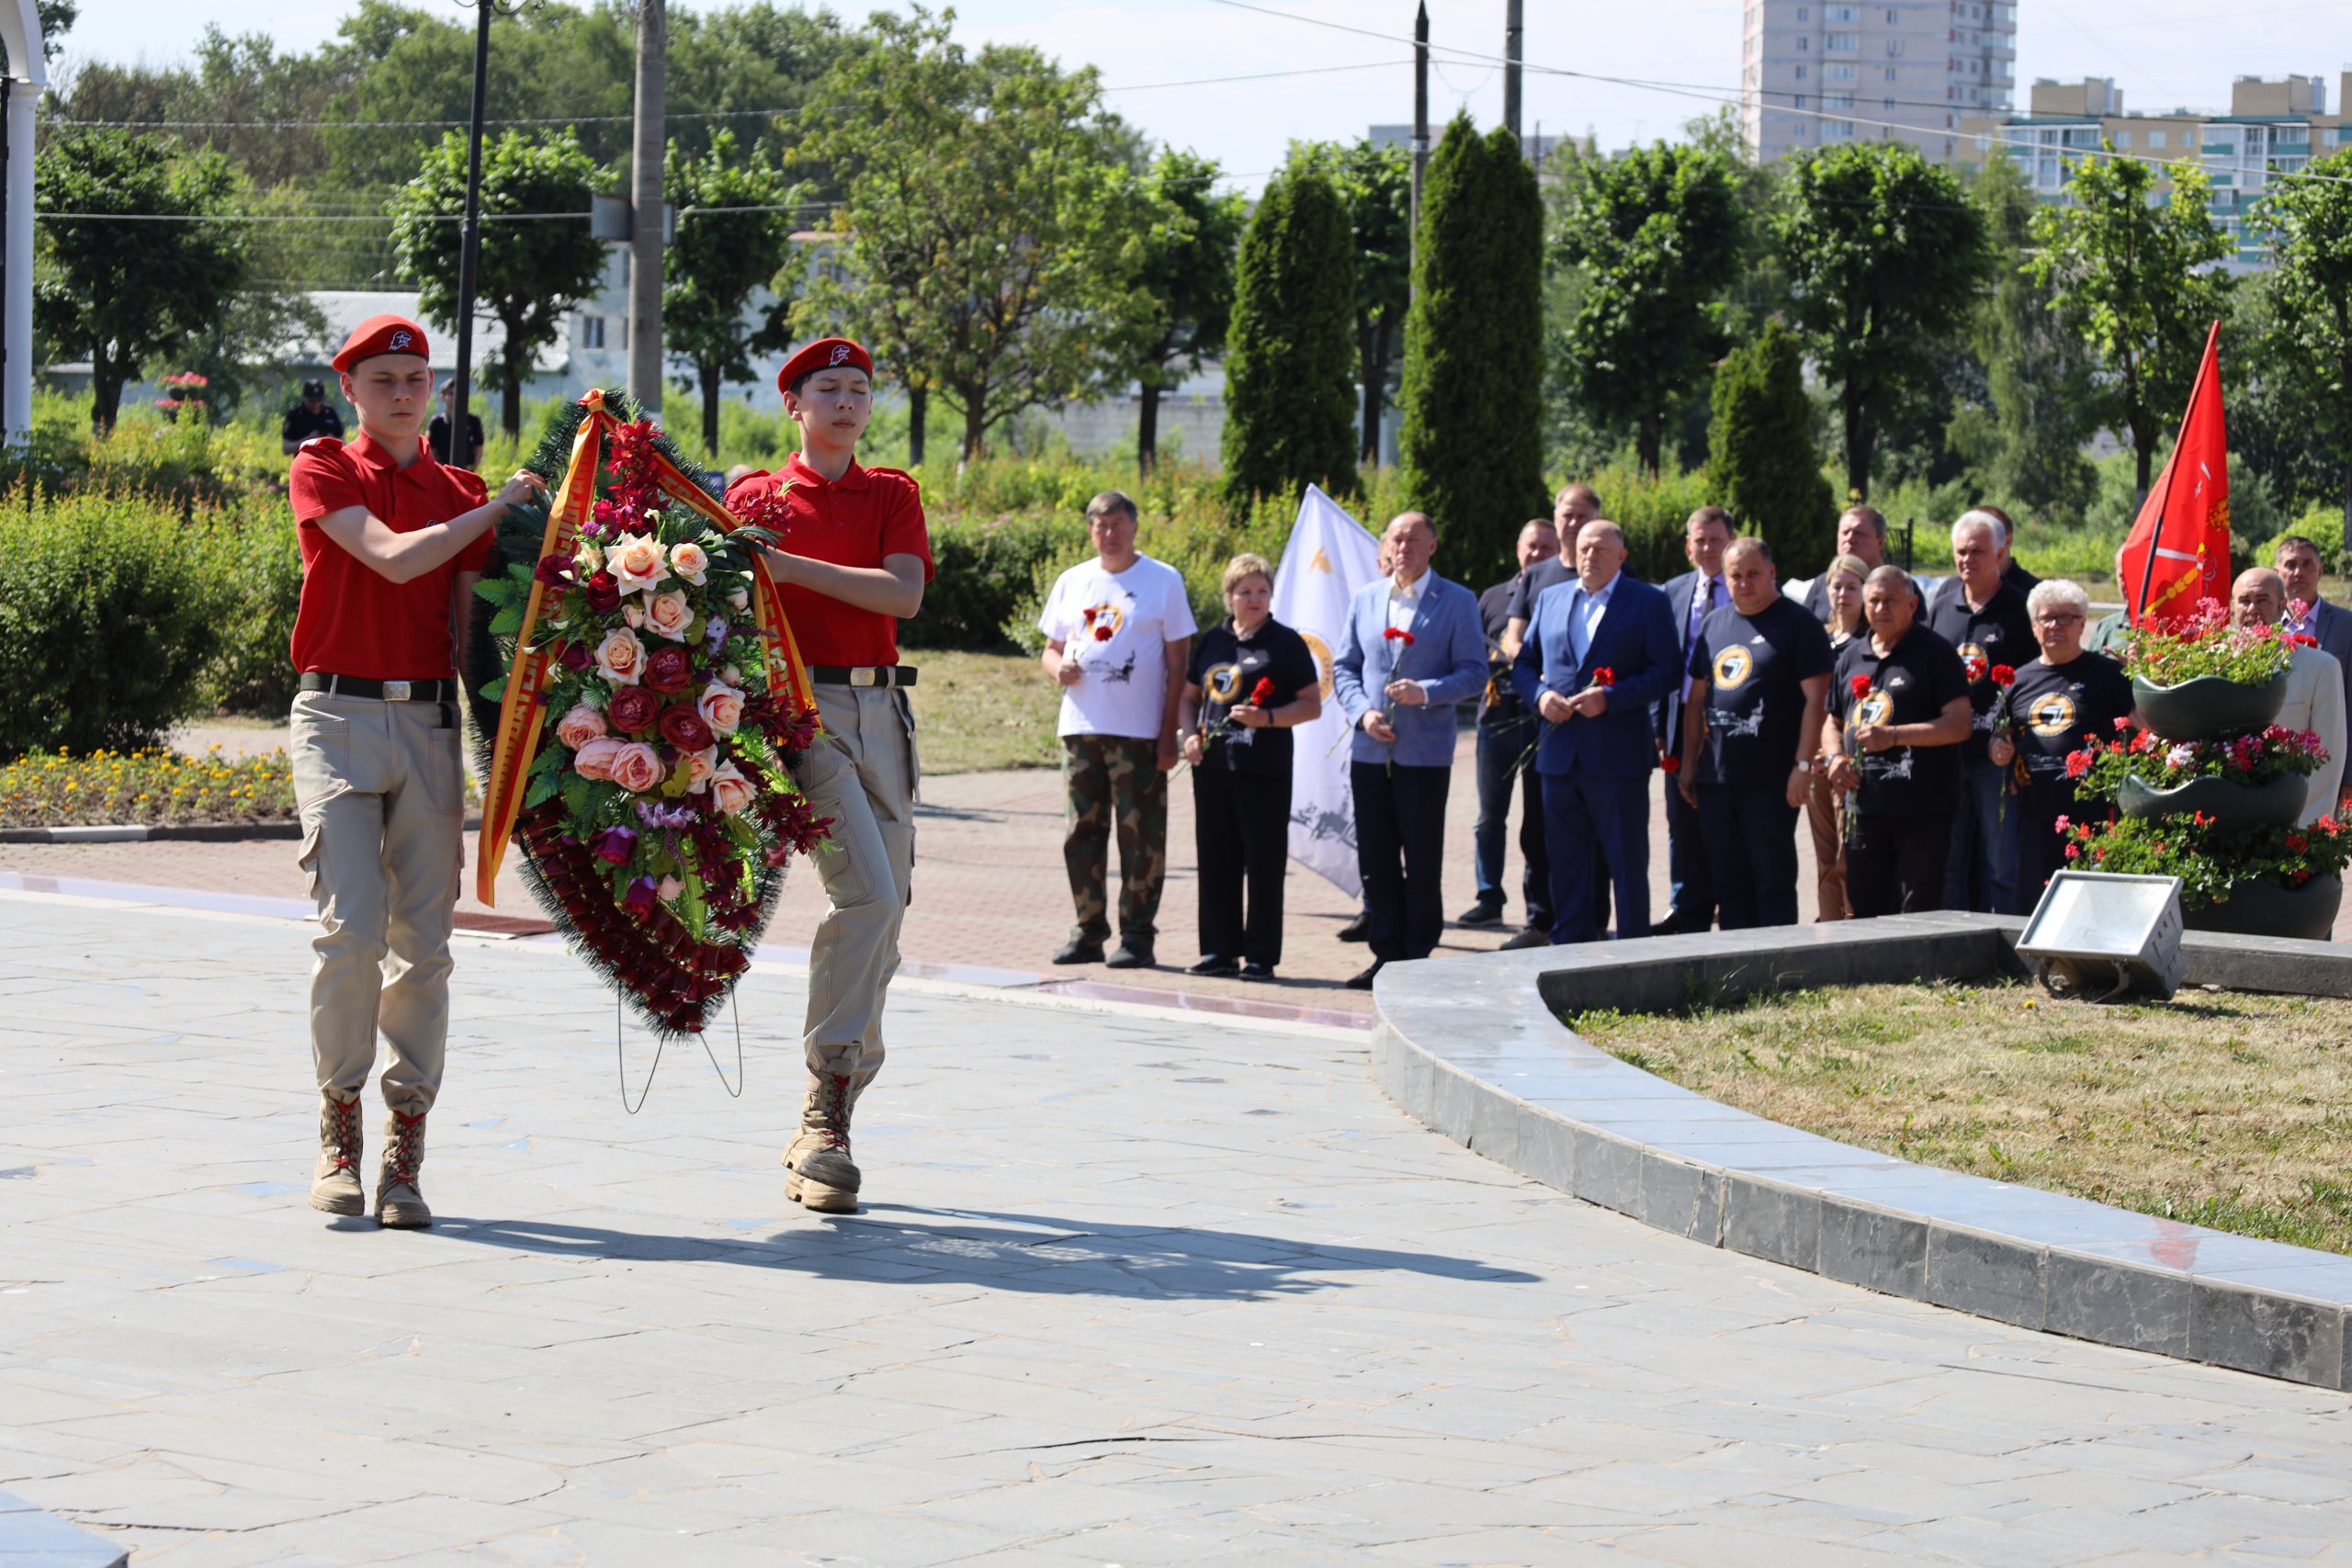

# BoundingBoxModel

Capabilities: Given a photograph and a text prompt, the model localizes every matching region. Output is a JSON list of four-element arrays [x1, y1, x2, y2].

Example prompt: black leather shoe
[[1105, 942, 1155, 970], [1051, 941, 1105, 965], [1455, 901, 1506, 927], [1238, 962, 1275, 982], [1498, 927, 1551, 951], [1187, 955, 1240, 976], [1343, 960, 1385, 990], [1337, 915, 1370, 943]]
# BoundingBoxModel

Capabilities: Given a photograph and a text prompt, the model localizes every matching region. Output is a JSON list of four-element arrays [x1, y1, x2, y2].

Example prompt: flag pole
[[2132, 318, 2223, 623]]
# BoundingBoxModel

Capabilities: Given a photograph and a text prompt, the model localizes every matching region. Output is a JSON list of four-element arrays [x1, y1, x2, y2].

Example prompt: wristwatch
[[1793, 759, 1814, 773]]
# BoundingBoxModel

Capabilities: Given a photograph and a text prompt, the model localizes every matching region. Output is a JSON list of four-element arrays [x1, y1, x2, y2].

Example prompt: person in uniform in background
[[281, 378, 345, 455], [1926, 509, 2035, 914], [1176, 554, 1322, 980], [1038, 491, 1196, 970], [287, 313, 547, 1228], [1464, 518, 1557, 946], [726, 336, 933, 1215], [1677, 538, 1833, 931], [1807, 553, 1870, 919], [2008, 579, 2135, 901], [428, 381, 486, 471], [1825, 566, 1973, 918]]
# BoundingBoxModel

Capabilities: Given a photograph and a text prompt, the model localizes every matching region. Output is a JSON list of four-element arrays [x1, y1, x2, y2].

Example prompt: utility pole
[[450, 0, 492, 458], [627, 0, 666, 416], [1410, 0, 1428, 301], [1503, 0, 1523, 150]]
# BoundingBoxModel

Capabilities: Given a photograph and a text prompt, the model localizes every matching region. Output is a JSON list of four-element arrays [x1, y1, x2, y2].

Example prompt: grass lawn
[[1569, 979, 2352, 1257], [904, 649, 1061, 775]]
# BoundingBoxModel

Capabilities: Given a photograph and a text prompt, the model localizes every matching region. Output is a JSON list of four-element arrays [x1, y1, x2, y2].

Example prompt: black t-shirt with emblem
[[1188, 616, 1320, 776], [1686, 595, 1836, 786], [1926, 578, 2035, 771], [1477, 575, 1530, 728], [2009, 654, 2135, 783], [1833, 624, 1970, 816]]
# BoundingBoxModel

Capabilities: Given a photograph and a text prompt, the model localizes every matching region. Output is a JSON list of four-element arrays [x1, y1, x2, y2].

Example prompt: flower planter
[[2183, 872, 2343, 942], [2116, 771, 2307, 830], [2130, 672, 2286, 742]]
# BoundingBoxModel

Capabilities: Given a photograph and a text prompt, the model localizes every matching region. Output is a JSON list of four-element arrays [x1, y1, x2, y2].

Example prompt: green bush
[[194, 495, 305, 714], [0, 487, 231, 757]]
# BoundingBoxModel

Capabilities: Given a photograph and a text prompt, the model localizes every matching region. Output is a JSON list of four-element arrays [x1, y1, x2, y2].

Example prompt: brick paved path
[[6, 893, 2352, 1564]]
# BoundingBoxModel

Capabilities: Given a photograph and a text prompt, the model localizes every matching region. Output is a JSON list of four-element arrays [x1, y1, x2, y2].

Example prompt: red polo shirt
[[287, 431, 492, 680], [725, 453, 933, 668]]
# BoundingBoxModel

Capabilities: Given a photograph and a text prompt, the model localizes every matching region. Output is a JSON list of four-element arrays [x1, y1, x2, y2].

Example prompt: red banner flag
[[2123, 319, 2231, 626]]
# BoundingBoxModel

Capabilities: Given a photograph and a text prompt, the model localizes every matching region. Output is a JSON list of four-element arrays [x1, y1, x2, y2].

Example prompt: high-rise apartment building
[[1740, 0, 2017, 164]]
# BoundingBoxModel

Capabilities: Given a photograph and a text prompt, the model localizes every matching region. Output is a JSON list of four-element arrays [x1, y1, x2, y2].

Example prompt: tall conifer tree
[[1221, 166, 1359, 508], [1706, 320, 1835, 569], [1397, 116, 1545, 590]]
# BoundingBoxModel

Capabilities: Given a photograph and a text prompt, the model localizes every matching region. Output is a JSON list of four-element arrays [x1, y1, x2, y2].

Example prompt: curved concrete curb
[[1372, 911, 2352, 1390]]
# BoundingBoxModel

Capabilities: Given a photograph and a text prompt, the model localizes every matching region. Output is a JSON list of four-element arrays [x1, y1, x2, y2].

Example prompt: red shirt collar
[[786, 451, 869, 491], [345, 428, 430, 474]]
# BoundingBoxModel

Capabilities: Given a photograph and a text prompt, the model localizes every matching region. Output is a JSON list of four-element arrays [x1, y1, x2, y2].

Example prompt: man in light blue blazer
[[1332, 512, 1488, 988], [1511, 520, 1682, 944], [2278, 535, 2352, 731]]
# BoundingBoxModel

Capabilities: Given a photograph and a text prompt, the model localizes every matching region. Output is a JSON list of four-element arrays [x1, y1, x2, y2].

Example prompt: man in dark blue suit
[[1655, 506, 1733, 935], [2278, 535, 2352, 732], [1511, 520, 1682, 943]]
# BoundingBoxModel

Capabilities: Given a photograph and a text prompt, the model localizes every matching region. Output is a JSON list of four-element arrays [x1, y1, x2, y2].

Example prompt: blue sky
[[57, 0, 2352, 192]]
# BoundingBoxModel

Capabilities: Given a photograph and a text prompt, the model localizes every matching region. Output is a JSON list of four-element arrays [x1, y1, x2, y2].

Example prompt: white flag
[[1270, 484, 1383, 897]]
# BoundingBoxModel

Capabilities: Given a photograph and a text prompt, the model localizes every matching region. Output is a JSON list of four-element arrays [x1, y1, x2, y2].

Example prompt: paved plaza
[[6, 891, 2352, 1564]]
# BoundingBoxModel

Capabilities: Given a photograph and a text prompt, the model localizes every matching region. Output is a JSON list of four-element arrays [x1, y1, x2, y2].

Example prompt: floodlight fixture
[[2016, 871, 2186, 1003]]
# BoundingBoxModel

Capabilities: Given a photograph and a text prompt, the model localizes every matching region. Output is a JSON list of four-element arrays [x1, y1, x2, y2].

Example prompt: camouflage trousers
[[1061, 733, 1168, 947]]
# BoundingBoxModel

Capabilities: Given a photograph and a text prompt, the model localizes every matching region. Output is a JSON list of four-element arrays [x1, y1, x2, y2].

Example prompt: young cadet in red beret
[[724, 336, 933, 1213], [286, 314, 547, 1228]]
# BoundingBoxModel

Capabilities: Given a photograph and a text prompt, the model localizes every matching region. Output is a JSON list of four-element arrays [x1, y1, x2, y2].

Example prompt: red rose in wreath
[[660, 705, 715, 753], [643, 645, 694, 694], [607, 685, 660, 734]]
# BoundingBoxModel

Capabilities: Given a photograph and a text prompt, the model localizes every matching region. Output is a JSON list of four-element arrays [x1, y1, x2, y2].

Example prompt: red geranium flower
[[2114, 716, 2132, 731], [2289, 832, 2310, 852], [1590, 667, 1614, 687], [2064, 750, 2091, 779]]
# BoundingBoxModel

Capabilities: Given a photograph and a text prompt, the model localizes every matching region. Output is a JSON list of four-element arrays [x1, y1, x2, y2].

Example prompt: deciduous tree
[[34, 127, 248, 433], [1122, 147, 1244, 474], [1774, 141, 1986, 501], [1551, 140, 1742, 478], [2254, 145, 2352, 545], [2028, 147, 2231, 495], [389, 128, 607, 439], [664, 130, 802, 457]]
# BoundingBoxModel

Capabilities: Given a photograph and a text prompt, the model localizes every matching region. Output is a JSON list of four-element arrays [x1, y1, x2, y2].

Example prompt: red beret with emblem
[[777, 336, 873, 394], [333, 313, 432, 372]]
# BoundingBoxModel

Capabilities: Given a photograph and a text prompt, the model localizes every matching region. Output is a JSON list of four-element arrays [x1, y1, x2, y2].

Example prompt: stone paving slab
[[7, 891, 2352, 1564]]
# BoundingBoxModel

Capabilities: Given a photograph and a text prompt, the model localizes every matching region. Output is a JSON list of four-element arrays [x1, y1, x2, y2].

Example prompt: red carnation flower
[[1590, 667, 1614, 687], [1250, 676, 1277, 705], [1990, 664, 2016, 687], [1092, 624, 1114, 642], [608, 685, 660, 734], [1660, 754, 1681, 775], [1383, 626, 1416, 646], [644, 645, 694, 694], [582, 570, 622, 615], [2293, 633, 2320, 648], [660, 705, 715, 753], [1849, 675, 1872, 699]]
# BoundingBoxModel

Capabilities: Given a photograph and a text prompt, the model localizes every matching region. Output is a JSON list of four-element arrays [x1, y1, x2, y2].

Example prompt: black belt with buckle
[[299, 673, 459, 702], [808, 665, 918, 689]]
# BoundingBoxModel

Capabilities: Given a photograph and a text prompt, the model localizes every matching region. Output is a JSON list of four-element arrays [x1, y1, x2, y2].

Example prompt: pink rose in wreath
[[708, 761, 757, 816], [609, 741, 666, 795], [594, 626, 645, 685], [571, 736, 626, 781], [698, 682, 746, 736], [644, 589, 694, 642], [680, 745, 718, 794], [555, 703, 607, 750]]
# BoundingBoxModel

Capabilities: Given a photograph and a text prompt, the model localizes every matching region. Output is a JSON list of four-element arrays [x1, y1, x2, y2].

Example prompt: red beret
[[333, 314, 431, 372], [777, 337, 873, 393]]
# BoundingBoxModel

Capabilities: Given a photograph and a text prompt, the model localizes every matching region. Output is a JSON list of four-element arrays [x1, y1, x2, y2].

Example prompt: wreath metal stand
[[616, 993, 747, 1114]]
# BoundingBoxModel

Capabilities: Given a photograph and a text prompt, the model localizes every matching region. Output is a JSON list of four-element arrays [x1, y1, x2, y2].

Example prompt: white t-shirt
[[1038, 553, 1199, 739]]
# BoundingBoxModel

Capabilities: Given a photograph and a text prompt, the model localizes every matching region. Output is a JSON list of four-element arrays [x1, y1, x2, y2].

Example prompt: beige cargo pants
[[289, 691, 466, 1118], [793, 684, 919, 1093]]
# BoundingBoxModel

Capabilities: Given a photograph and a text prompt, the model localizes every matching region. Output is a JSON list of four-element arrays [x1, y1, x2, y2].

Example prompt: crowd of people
[[1036, 486, 2352, 990]]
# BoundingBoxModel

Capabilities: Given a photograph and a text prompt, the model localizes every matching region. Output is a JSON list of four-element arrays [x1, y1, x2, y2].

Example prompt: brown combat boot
[[309, 1091, 365, 1216], [375, 1109, 433, 1229], [783, 1071, 860, 1213]]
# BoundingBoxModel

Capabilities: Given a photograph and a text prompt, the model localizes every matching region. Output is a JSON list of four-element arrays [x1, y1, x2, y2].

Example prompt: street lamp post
[[449, 0, 496, 464]]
